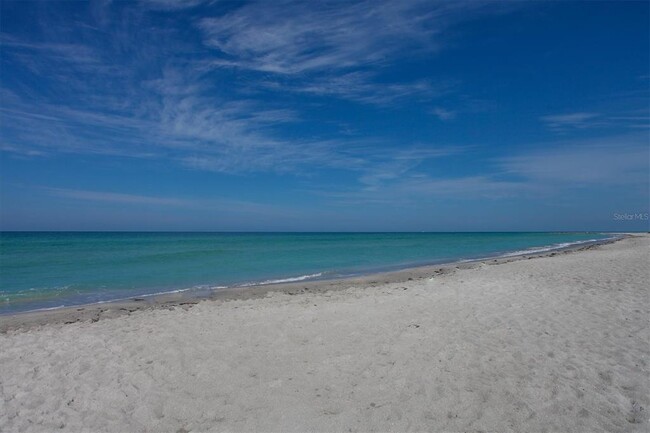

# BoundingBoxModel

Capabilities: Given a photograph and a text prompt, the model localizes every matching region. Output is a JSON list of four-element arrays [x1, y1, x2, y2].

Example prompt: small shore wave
[[239, 272, 325, 287]]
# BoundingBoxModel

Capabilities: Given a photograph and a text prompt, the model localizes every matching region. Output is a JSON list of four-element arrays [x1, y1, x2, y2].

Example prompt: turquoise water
[[0, 232, 613, 314]]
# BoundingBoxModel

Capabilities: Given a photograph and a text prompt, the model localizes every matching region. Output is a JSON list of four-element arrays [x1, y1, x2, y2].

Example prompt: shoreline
[[0, 233, 628, 332], [2, 233, 648, 432]]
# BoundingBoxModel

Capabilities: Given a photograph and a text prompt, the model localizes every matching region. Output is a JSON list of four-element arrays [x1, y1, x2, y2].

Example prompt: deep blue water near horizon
[[0, 232, 613, 314]]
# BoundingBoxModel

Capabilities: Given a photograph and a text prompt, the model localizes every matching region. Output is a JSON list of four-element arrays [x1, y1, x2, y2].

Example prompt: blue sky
[[0, 0, 648, 231]]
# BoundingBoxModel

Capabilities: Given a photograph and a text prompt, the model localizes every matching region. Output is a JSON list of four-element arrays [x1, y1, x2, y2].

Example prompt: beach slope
[[1, 235, 648, 432]]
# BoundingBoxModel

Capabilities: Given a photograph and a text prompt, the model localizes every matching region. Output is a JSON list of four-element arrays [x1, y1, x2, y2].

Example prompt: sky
[[0, 0, 648, 231]]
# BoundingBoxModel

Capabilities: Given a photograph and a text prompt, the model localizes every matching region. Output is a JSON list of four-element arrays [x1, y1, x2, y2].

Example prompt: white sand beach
[[1, 234, 648, 432]]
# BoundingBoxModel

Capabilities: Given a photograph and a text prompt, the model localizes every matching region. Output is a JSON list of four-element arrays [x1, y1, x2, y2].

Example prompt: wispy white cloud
[[431, 107, 457, 121], [428, 98, 495, 121], [540, 110, 649, 132], [540, 112, 601, 130], [1, 0, 514, 179], [41, 186, 310, 219], [499, 134, 649, 186], [2, 56, 313, 171], [1, 21, 465, 178], [356, 147, 465, 190], [140, 0, 208, 11], [0, 35, 125, 92], [199, 0, 501, 74], [261, 72, 455, 106], [0, 35, 103, 66], [607, 108, 650, 129], [311, 133, 649, 206], [44, 187, 191, 206], [315, 174, 528, 206], [2, 72, 463, 177], [0, 143, 48, 157]]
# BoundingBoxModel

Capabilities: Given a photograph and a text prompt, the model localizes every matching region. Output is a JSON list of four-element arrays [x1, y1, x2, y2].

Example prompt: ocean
[[0, 232, 614, 314]]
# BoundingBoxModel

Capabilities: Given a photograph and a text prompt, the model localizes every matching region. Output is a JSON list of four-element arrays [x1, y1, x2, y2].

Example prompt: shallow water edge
[[0, 234, 630, 332]]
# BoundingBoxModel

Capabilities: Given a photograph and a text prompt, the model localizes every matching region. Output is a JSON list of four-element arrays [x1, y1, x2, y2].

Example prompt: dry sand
[[1, 234, 648, 432]]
